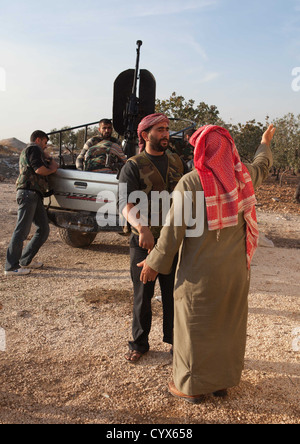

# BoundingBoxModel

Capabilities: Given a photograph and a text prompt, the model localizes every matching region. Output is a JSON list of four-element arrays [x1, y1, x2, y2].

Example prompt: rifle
[[113, 41, 156, 158]]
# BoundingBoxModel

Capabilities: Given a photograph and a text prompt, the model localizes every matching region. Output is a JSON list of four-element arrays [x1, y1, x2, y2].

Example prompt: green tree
[[225, 120, 267, 163], [271, 113, 300, 174], [49, 126, 94, 162], [49, 126, 77, 151], [155, 92, 223, 129]]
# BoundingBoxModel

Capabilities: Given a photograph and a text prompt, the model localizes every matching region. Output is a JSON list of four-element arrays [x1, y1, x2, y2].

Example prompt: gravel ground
[[0, 181, 299, 424]]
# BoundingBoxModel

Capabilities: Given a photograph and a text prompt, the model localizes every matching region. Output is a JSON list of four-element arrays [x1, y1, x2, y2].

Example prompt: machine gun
[[113, 40, 156, 158]]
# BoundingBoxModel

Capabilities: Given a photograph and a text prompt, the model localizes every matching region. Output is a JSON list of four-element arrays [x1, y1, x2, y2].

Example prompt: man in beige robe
[[139, 124, 276, 403]]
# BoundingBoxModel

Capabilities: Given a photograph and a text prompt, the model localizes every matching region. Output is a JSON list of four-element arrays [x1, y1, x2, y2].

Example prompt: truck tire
[[59, 228, 97, 248]]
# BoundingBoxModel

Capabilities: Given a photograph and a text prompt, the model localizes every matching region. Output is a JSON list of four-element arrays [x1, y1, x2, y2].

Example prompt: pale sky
[[0, 0, 300, 142]]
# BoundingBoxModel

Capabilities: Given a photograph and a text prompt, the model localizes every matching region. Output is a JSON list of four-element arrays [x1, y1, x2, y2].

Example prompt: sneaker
[[4, 268, 31, 276], [20, 261, 43, 270]]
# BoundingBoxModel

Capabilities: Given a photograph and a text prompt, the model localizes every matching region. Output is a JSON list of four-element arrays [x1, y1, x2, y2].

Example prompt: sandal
[[125, 349, 144, 363]]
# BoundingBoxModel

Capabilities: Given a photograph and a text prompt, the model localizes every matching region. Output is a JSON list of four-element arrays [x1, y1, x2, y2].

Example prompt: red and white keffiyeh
[[189, 125, 259, 269], [137, 113, 169, 153]]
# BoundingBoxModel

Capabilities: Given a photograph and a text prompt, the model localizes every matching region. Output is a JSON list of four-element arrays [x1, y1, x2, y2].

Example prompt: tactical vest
[[129, 151, 184, 238], [16, 145, 48, 196]]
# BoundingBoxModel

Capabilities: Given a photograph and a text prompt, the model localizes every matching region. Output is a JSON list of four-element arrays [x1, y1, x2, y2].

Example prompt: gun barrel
[[113, 40, 155, 158], [132, 40, 143, 96]]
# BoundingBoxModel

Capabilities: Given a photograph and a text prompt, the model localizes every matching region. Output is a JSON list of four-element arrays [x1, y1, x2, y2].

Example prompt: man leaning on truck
[[76, 119, 121, 170], [4, 130, 58, 276]]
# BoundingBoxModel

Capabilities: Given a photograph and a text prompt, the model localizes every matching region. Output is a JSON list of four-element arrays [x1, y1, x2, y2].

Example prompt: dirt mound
[[0, 138, 26, 181], [0, 146, 11, 155], [0, 138, 26, 154], [0, 155, 19, 181]]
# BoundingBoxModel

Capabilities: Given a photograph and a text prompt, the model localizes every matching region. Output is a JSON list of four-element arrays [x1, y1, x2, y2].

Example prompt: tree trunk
[[279, 169, 289, 187]]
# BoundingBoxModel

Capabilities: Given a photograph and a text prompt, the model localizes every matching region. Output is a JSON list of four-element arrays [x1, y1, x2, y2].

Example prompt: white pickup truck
[[44, 167, 122, 248]]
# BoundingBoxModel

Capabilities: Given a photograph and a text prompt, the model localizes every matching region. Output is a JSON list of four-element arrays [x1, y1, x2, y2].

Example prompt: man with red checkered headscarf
[[139, 124, 275, 402], [118, 113, 189, 363], [137, 113, 170, 153]]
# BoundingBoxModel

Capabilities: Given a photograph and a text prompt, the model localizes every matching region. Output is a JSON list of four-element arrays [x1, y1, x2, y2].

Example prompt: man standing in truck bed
[[76, 118, 121, 170]]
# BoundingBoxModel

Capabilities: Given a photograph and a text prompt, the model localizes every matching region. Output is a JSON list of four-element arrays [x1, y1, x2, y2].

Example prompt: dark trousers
[[129, 234, 177, 354], [5, 190, 50, 271]]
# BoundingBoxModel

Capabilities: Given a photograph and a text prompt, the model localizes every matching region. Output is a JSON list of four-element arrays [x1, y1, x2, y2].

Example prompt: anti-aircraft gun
[[113, 40, 156, 158]]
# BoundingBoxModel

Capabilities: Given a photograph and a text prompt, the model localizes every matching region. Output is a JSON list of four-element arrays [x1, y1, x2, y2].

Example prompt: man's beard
[[101, 133, 111, 140], [149, 135, 169, 152]]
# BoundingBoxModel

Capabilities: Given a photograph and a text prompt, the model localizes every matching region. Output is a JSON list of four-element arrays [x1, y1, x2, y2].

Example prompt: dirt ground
[[0, 171, 299, 424]]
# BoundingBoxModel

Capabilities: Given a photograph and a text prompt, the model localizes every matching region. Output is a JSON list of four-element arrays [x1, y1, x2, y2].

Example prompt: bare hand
[[137, 260, 158, 284], [139, 227, 155, 253], [261, 124, 276, 147]]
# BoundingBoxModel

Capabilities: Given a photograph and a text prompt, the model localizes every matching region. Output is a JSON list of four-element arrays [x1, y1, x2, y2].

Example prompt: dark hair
[[99, 119, 112, 126], [30, 130, 49, 142]]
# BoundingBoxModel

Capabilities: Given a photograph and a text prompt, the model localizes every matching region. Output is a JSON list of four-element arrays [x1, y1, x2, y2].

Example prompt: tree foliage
[[157, 92, 300, 172], [271, 113, 300, 173], [224, 120, 266, 163], [155, 92, 223, 129], [50, 93, 300, 174], [49, 126, 77, 155], [49, 125, 99, 162]]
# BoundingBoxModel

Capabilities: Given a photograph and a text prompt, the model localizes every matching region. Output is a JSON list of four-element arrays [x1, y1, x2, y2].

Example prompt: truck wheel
[[59, 229, 97, 248]]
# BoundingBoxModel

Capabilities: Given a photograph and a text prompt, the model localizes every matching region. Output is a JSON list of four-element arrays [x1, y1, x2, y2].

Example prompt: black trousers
[[129, 234, 177, 353]]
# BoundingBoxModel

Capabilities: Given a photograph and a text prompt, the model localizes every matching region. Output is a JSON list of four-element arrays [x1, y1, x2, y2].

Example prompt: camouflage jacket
[[16, 144, 49, 196], [76, 135, 120, 170], [84, 140, 126, 173]]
